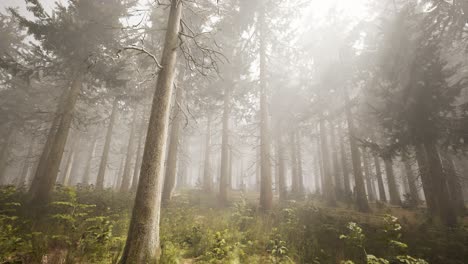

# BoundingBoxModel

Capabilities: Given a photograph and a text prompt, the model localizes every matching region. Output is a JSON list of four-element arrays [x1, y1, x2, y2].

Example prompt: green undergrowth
[[0, 186, 467, 263]]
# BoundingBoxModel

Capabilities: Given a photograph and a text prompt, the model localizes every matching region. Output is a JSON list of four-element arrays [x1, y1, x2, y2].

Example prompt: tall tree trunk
[[131, 114, 146, 192], [219, 83, 230, 204], [120, 1, 182, 262], [18, 137, 35, 187], [275, 127, 287, 201], [344, 87, 369, 212], [258, 1, 273, 211], [162, 88, 183, 203], [338, 124, 351, 197], [96, 98, 118, 190], [362, 149, 375, 201], [203, 114, 212, 192], [290, 132, 299, 194], [0, 127, 14, 184], [402, 152, 420, 207], [82, 128, 98, 185], [315, 137, 322, 194], [383, 157, 402, 206], [319, 119, 336, 205], [28, 74, 82, 206], [62, 149, 75, 186], [440, 149, 465, 216], [415, 144, 434, 211], [114, 154, 125, 190], [228, 147, 233, 190], [330, 124, 342, 198], [296, 132, 304, 194], [423, 142, 457, 226], [373, 154, 387, 202], [29, 113, 61, 192], [120, 109, 138, 192]]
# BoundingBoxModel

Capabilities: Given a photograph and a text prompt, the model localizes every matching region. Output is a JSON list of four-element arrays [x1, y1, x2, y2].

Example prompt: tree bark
[[402, 152, 420, 207], [259, 1, 273, 211], [28, 73, 82, 206], [203, 114, 212, 192], [373, 154, 387, 202], [131, 113, 146, 192], [81, 128, 98, 185], [423, 142, 457, 226], [319, 119, 336, 205], [96, 98, 118, 190], [338, 124, 351, 197], [162, 88, 183, 203], [362, 149, 375, 201], [0, 127, 14, 184], [275, 127, 287, 201], [17, 137, 35, 187], [415, 144, 434, 211], [120, 1, 182, 262], [440, 149, 465, 216], [383, 157, 402, 206], [330, 124, 342, 198], [219, 83, 230, 204], [290, 132, 299, 194], [120, 109, 138, 192], [296, 132, 304, 195], [344, 87, 369, 212]]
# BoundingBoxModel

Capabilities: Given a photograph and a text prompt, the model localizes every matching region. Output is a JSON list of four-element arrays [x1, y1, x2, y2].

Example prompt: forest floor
[[0, 185, 467, 263]]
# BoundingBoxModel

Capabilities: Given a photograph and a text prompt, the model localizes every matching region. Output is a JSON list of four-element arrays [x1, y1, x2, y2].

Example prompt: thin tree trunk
[[362, 149, 375, 201], [28, 73, 82, 206], [228, 147, 233, 190], [423, 142, 457, 226], [62, 149, 75, 186], [162, 89, 183, 202], [338, 124, 351, 197], [0, 127, 14, 184], [219, 83, 230, 204], [296, 132, 304, 194], [344, 87, 369, 212], [275, 128, 287, 201], [440, 149, 465, 216], [373, 154, 387, 202], [258, 1, 273, 211], [18, 137, 35, 187], [82, 128, 99, 185], [402, 152, 420, 207], [330, 124, 342, 198], [131, 114, 146, 192], [203, 114, 212, 192], [383, 157, 402, 206], [319, 119, 336, 205], [96, 98, 118, 190], [415, 144, 434, 211], [120, 109, 138, 192], [114, 154, 125, 190], [290, 132, 299, 194], [120, 1, 182, 261]]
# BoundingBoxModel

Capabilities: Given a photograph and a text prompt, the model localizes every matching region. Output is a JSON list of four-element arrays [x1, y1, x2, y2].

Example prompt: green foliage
[[340, 215, 428, 264]]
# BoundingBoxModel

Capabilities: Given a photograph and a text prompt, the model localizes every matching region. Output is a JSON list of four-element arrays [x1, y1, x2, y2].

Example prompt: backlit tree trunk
[[440, 149, 465, 216], [338, 123, 351, 197], [96, 98, 118, 190], [373, 154, 387, 202], [319, 119, 336, 205], [290, 132, 299, 194], [344, 87, 369, 212], [423, 142, 456, 226], [203, 114, 212, 192], [0, 127, 13, 183], [120, 109, 138, 192], [330, 124, 342, 198], [219, 83, 230, 204], [28, 73, 82, 206], [259, 1, 273, 211], [362, 149, 375, 201], [415, 144, 434, 211], [162, 88, 183, 203], [82, 129, 98, 185], [383, 157, 402, 206], [120, 1, 182, 262], [131, 114, 146, 192], [296, 132, 304, 194], [275, 127, 287, 200], [402, 152, 420, 207]]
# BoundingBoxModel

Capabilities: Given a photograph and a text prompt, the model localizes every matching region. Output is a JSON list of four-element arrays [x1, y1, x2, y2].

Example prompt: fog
[[0, 0, 467, 263]]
